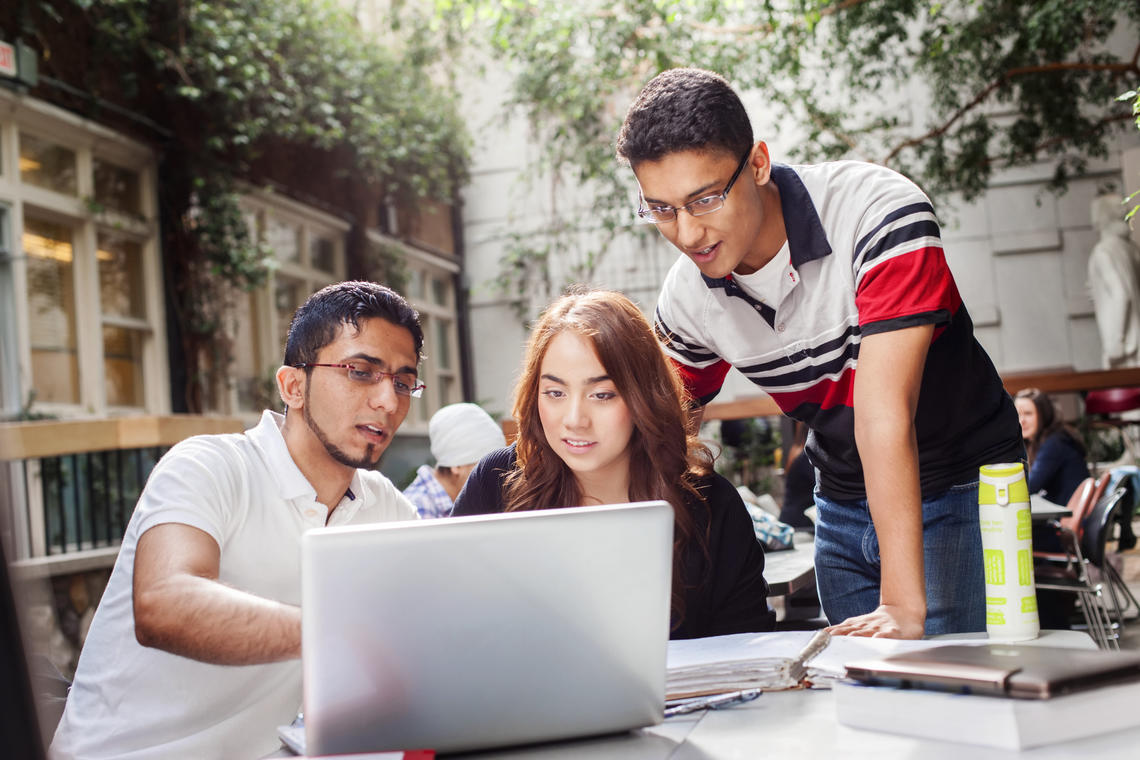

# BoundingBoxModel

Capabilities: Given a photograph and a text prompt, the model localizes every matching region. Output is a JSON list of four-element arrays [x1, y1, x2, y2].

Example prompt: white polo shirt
[[51, 411, 418, 760]]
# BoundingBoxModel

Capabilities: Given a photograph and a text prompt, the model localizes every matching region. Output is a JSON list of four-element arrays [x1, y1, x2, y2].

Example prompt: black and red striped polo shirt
[[655, 161, 1023, 501]]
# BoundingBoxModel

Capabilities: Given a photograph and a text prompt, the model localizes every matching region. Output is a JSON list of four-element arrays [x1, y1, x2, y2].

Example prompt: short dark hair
[[283, 281, 423, 367], [616, 67, 753, 166]]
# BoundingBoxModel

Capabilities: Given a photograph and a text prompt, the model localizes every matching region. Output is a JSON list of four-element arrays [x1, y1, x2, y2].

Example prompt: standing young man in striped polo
[[617, 68, 1024, 638]]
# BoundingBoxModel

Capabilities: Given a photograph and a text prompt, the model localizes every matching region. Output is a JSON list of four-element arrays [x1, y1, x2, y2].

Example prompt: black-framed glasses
[[293, 363, 425, 398], [636, 150, 751, 224]]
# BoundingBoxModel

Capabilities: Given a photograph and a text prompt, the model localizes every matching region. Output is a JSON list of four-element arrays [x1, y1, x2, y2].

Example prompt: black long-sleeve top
[[452, 446, 776, 639]]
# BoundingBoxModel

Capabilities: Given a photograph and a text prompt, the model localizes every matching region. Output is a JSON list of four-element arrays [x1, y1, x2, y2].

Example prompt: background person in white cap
[[403, 403, 506, 517]]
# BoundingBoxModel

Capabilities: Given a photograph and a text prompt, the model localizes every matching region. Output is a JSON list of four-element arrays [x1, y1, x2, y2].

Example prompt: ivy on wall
[[429, 0, 1140, 319], [7, 0, 469, 410]]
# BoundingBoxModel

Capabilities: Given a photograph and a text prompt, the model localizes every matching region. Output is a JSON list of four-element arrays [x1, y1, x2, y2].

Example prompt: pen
[[664, 688, 763, 718], [788, 628, 831, 683]]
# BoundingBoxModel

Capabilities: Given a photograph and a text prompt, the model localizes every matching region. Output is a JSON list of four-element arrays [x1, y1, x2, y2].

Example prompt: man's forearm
[[858, 416, 926, 618], [134, 574, 301, 665]]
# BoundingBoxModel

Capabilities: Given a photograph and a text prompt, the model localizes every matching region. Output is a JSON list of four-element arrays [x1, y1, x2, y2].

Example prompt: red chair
[[1085, 388, 1140, 464], [1033, 473, 1109, 562]]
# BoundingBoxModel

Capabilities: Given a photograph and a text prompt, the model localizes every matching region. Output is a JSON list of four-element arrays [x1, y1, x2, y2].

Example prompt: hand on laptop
[[825, 604, 925, 639]]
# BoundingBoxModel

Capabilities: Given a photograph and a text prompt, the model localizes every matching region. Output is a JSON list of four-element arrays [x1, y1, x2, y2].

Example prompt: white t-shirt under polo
[[51, 411, 418, 760]]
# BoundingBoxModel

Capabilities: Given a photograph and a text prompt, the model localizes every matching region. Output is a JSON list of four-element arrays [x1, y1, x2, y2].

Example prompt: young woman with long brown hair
[[452, 289, 774, 638]]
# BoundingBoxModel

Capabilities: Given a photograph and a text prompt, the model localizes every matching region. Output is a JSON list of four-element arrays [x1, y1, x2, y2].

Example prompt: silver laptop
[[845, 644, 1140, 699], [300, 500, 674, 755]]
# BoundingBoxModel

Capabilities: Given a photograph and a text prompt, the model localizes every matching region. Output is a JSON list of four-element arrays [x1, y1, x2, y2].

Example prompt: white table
[[273, 631, 1140, 759], [762, 538, 816, 598], [1031, 494, 1072, 521]]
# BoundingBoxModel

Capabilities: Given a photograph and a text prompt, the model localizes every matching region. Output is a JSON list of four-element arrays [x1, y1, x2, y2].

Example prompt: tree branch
[[884, 59, 1140, 165], [684, 0, 875, 36], [995, 111, 1135, 166]]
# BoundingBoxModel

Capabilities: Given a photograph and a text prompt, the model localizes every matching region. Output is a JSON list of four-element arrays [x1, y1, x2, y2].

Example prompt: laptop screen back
[[301, 500, 674, 755]]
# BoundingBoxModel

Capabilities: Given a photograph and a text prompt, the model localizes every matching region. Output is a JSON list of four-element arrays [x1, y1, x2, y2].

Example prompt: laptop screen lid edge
[[301, 500, 674, 755]]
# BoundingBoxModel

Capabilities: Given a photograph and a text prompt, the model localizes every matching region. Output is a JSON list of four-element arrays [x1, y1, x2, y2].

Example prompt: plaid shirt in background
[[402, 464, 455, 519]]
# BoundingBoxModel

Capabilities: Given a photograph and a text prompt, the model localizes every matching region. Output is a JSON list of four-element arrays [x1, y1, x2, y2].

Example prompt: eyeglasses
[[635, 150, 751, 224], [293, 363, 425, 398]]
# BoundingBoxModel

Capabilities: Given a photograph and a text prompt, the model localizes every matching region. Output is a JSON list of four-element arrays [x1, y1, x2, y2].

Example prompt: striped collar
[[701, 163, 832, 291]]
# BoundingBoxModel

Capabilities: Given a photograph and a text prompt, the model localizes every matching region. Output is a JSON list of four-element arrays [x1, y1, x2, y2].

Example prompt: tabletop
[[1030, 494, 1072, 521], [271, 631, 1135, 760], [761, 535, 816, 598]]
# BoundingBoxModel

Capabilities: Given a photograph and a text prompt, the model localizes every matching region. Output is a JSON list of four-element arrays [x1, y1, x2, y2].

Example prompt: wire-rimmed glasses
[[635, 150, 751, 224], [293, 363, 425, 398]]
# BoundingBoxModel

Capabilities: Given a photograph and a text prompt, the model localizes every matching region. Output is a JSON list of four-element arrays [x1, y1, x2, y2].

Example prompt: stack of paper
[[667, 630, 959, 698], [834, 679, 1140, 750], [666, 631, 819, 698]]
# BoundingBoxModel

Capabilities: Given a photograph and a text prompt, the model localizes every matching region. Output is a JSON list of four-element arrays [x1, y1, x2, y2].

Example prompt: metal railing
[[1, 416, 244, 573]]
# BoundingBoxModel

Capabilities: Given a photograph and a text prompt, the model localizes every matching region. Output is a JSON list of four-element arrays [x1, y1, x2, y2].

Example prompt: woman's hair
[[504, 288, 713, 625], [1015, 387, 1086, 465]]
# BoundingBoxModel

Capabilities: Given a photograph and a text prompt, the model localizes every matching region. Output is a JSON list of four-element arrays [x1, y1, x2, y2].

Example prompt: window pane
[[430, 275, 449, 306], [266, 216, 300, 264], [0, 206, 17, 414], [407, 268, 425, 301], [103, 326, 144, 407], [311, 235, 337, 274], [243, 209, 261, 242], [93, 159, 141, 215], [275, 276, 304, 354], [20, 134, 77, 196], [437, 376, 454, 408], [232, 291, 277, 412], [24, 217, 79, 403], [98, 233, 145, 318], [433, 318, 451, 370]]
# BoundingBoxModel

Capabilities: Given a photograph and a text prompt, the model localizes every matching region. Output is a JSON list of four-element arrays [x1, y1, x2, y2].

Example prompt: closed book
[[834, 679, 1140, 750]]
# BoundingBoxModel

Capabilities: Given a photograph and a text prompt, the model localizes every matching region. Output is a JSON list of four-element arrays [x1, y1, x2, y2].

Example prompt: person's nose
[[563, 395, 588, 430], [674, 211, 706, 251], [369, 375, 400, 413]]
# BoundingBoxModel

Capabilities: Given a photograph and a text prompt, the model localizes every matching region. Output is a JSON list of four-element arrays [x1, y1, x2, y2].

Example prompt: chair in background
[[1085, 387, 1140, 466], [1035, 485, 1129, 649], [1033, 472, 1109, 558], [1096, 468, 1140, 623]]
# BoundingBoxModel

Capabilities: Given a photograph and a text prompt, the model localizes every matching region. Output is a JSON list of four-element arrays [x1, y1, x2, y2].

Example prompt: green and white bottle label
[[978, 462, 1040, 641]]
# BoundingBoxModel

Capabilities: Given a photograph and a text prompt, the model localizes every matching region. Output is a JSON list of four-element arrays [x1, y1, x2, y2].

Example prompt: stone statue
[[1088, 194, 1140, 369]]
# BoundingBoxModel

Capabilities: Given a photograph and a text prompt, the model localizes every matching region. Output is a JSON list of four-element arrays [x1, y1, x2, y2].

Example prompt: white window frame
[[0, 90, 168, 419], [367, 229, 462, 432], [226, 190, 350, 418]]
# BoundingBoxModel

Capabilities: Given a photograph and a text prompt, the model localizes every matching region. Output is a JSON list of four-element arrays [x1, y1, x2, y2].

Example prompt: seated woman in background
[[1014, 387, 1089, 505], [452, 288, 776, 639]]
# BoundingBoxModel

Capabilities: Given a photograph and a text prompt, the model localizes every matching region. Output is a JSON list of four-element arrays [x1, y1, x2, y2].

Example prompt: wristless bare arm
[[133, 522, 302, 664], [828, 324, 933, 639]]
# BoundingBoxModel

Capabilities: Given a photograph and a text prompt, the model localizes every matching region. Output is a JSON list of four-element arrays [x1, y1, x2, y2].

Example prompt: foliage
[[431, 0, 1140, 314], [1123, 88, 1140, 225], [712, 417, 782, 494], [365, 238, 412, 296], [16, 0, 469, 410]]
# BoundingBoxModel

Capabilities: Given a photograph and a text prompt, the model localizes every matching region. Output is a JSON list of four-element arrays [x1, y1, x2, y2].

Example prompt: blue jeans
[[813, 479, 986, 635]]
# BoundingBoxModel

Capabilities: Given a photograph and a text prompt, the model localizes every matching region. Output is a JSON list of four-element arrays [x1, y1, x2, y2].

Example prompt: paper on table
[[666, 631, 820, 698], [667, 631, 993, 698]]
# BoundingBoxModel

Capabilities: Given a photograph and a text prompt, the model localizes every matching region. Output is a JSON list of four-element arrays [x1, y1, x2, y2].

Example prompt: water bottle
[[978, 463, 1040, 641]]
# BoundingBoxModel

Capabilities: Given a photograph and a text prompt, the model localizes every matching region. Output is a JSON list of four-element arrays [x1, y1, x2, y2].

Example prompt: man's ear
[[277, 365, 306, 411], [750, 140, 773, 186]]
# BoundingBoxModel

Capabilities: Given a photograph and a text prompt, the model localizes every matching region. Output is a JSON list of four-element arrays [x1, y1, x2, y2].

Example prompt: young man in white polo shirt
[[52, 281, 424, 759], [617, 68, 1023, 639]]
